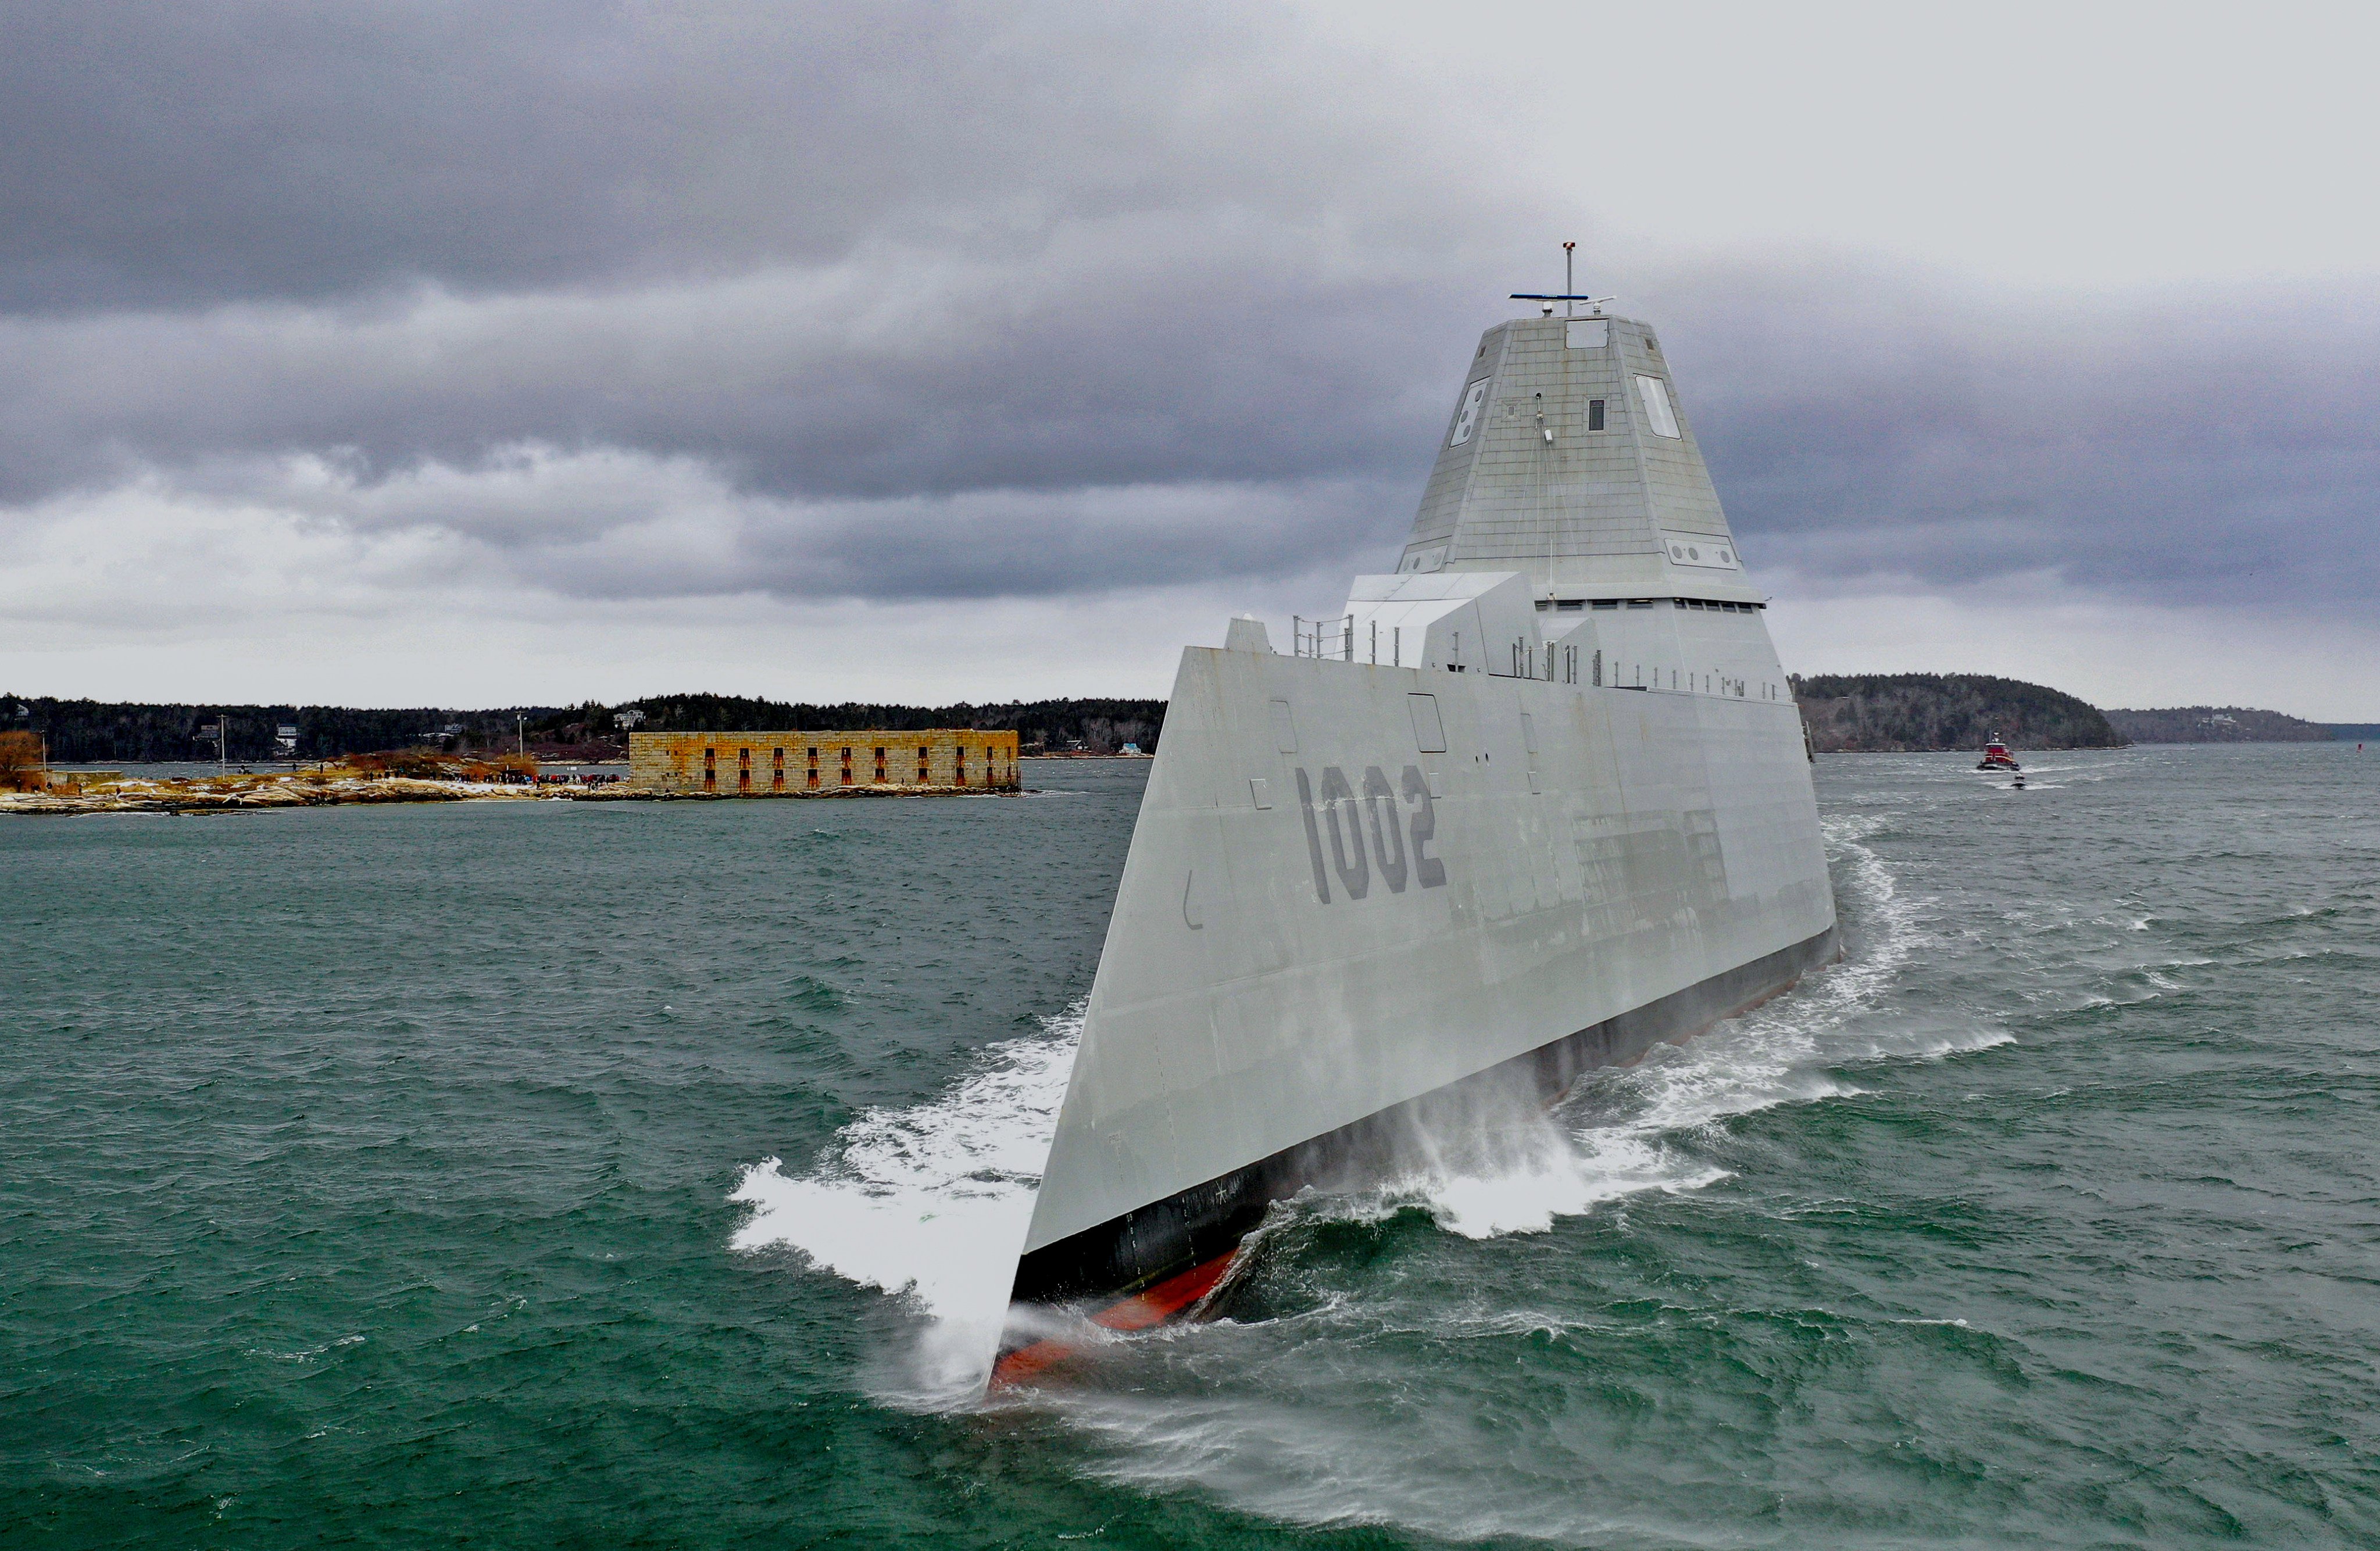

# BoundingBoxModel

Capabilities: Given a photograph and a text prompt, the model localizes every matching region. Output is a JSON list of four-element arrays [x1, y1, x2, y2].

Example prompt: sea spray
[[728, 1006, 1082, 1400], [1330, 815, 1933, 1245], [730, 818, 1941, 1387]]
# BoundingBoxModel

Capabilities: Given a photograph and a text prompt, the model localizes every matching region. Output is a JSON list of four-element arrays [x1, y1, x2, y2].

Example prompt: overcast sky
[[2, 1, 2374, 717]]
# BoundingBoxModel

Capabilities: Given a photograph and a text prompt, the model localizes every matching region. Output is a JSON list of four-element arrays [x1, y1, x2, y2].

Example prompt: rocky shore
[[2, 773, 1032, 815], [1, 773, 549, 816]]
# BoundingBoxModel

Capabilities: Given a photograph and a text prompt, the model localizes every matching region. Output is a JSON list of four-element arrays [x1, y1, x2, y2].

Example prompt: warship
[[992, 279, 1840, 1385]]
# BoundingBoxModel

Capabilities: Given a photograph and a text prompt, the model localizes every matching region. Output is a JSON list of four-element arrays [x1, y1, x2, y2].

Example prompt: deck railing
[[1292, 614, 1354, 660]]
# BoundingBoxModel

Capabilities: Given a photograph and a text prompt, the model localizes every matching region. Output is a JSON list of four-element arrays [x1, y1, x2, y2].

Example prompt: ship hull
[[998, 920, 1834, 1364], [998, 637, 1837, 1377]]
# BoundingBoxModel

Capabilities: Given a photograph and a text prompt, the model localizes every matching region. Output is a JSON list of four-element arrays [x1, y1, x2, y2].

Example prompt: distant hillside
[[2103, 706, 2332, 744], [1792, 673, 2125, 753], [3, 693, 1167, 763], [0, 697, 564, 764]]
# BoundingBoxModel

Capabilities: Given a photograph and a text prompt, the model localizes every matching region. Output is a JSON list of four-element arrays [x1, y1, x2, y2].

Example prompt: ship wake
[[727, 1005, 1082, 1404], [1285, 811, 1959, 1250], [726, 814, 1976, 1406]]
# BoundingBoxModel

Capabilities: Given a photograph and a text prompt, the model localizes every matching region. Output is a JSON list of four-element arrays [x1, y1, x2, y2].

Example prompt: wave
[[1345, 810, 1944, 1246], [730, 814, 1967, 1402], [727, 1005, 1081, 1401]]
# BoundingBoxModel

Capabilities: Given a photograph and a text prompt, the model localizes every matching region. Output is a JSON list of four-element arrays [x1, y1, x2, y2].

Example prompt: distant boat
[[1977, 737, 2020, 771]]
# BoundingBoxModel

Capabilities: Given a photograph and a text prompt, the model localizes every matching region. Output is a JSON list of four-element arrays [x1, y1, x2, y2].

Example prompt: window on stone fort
[[1588, 398, 1605, 431]]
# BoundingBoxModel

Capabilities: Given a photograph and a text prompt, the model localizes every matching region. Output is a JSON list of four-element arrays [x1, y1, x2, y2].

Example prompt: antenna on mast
[[1511, 243, 1611, 317]]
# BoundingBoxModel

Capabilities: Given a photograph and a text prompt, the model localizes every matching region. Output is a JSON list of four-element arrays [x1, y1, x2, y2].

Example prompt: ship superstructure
[[994, 290, 1838, 1383]]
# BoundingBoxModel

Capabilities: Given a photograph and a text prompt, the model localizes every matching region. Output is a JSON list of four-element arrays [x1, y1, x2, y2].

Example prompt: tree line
[[2100, 706, 2332, 744], [2, 693, 1168, 763], [1790, 673, 2126, 752]]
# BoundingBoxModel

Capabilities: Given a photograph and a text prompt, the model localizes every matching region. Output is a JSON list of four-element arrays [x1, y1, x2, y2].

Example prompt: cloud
[[0, 2, 1481, 312], [0, 1, 1511, 602], [0, 247, 1472, 506], [0, 1, 2371, 710], [1657, 267, 2380, 610], [4, 446, 1400, 605]]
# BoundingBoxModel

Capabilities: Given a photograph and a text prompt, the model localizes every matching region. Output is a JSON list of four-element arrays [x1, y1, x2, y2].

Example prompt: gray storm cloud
[[0, 3, 1442, 311], [1, 1, 2370, 619], [1670, 274, 2380, 610]]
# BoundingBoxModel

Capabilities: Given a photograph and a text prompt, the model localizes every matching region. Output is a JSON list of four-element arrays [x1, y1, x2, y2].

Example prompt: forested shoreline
[[1791, 674, 2127, 753], [3, 694, 1167, 764], [14, 678, 2354, 765], [2101, 706, 2332, 744]]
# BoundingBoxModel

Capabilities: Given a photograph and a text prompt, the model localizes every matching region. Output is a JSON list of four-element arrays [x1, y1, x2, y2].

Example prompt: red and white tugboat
[[1977, 736, 2020, 771]]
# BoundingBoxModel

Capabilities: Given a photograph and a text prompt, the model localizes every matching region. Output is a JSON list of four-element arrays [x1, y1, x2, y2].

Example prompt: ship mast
[[1506, 237, 1607, 316]]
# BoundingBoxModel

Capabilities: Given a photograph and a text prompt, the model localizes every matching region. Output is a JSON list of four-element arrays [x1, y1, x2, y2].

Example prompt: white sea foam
[[1052, 1390, 1665, 1546], [1013, 819, 1972, 1541], [1421, 1131, 1729, 1240], [728, 1006, 1081, 1400], [731, 813, 1965, 1410], [1356, 812, 1941, 1245]]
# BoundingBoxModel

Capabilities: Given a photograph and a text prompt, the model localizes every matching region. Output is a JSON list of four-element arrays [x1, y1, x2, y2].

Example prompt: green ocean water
[[5, 745, 2376, 1548]]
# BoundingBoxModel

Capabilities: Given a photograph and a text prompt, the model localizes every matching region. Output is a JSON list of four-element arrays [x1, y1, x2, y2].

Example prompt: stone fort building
[[627, 730, 1020, 795]]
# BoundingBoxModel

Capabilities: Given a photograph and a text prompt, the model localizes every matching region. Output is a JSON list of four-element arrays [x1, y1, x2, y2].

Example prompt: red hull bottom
[[988, 1250, 1240, 1388]]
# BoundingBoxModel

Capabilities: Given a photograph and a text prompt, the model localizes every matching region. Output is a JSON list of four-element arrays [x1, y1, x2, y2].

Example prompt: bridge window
[[1636, 376, 1680, 439]]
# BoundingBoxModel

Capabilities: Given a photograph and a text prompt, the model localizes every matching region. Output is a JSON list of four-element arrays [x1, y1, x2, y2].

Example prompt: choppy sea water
[[6, 746, 2375, 1548]]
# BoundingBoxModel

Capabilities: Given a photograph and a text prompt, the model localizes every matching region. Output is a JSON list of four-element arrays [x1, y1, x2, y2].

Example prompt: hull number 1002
[[1294, 764, 1448, 904]]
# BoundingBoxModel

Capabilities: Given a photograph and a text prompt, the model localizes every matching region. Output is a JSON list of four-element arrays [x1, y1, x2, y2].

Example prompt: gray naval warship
[[993, 288, 1839, 1384]]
